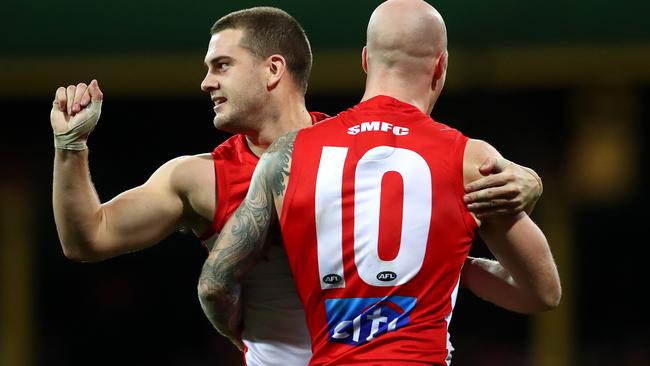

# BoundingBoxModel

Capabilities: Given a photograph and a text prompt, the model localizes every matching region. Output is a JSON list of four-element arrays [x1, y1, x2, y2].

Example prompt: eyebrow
[[205, 55, 233, 67]]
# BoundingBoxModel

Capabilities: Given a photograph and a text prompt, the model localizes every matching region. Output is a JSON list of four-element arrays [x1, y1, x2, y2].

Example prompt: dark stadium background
[[1, 1, 648, 365]]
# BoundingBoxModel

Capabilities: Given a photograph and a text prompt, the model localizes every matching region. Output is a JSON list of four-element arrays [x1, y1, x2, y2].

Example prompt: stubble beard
[[211, 74, 267, 134], [212, 95, 265, 134], [212, 102, 242, 133]]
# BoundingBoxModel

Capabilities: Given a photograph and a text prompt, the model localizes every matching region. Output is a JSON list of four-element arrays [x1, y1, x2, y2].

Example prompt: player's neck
[[245, 93, 310, 157], [361, 73, 434, 115]]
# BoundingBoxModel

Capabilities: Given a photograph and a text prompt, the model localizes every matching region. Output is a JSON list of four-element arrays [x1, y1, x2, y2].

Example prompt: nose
[[201, 72, 219, 93]]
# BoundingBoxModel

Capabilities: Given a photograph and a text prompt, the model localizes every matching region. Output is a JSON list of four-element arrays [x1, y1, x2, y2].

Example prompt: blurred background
[[1, 0, 648, 365]]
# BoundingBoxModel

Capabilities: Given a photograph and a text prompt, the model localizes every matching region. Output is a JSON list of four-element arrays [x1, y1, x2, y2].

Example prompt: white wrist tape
[[53, 100, 102, 150]]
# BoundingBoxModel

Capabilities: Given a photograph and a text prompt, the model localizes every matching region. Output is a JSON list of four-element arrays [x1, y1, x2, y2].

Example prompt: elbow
[[61, 246, 94, 262], [61, 246, 82, 261], [544, 283, 562, 310], [197, 279, 227, 306], [60, 239, 104, 263], [197, 282, 213, 304], [541, 271, 563, 310], [534, 282, 562, 312]]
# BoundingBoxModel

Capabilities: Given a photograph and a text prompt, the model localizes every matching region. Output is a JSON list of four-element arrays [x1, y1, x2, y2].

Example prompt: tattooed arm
[[197, 131, 297, 347]]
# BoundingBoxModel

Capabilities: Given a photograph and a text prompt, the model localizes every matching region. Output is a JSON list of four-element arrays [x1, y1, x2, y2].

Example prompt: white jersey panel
[[203, 235, 311, 366], [353, 146, 432, 287], [314, 147, 348, 290]]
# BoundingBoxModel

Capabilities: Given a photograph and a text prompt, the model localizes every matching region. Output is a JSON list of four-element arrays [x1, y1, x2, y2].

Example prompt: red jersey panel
[[199, 111, 329, 366], [280, 96, 477, 366], [199, 111, 329, 241]]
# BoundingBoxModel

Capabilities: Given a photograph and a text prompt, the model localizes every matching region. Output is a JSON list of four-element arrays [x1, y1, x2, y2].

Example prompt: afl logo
[[376, 271, 397, 282], [323, 274, 342, 284]]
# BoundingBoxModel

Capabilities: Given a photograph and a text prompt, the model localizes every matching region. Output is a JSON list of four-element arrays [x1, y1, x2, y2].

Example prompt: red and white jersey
[[280, 96, 478, 366], [200, 111, 330, 240], [200, 111, 329, 366]]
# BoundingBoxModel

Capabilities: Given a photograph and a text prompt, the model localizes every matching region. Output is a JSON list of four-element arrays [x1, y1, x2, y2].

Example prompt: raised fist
[[51, 79, 103, 150]]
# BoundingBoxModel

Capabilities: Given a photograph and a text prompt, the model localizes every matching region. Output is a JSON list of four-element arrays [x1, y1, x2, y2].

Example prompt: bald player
[[198, 1, 561, 365], [51, 6, 544, 366]]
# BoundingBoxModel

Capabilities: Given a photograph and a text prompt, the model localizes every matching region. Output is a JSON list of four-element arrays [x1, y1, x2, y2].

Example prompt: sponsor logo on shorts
[[325, 296, 416, 346]]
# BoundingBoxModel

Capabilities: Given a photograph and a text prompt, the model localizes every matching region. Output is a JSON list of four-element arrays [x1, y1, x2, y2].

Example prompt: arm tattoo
[[264, 130, 297, 196], [197, 130, 298, 341]]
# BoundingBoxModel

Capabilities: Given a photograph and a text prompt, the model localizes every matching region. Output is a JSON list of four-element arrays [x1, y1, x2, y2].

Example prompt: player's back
[[280, 95, 478, 365]]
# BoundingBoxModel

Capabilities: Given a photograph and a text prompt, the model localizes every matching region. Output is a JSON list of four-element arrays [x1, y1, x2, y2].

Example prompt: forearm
[[53, 149, 104, 260], [197, 184, 274, 345], [196, 147, 283, 345], [198, 254, 243, 342]]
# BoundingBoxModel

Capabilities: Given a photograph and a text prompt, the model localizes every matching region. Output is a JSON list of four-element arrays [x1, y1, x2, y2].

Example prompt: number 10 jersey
[[280, 95, 478, 366]]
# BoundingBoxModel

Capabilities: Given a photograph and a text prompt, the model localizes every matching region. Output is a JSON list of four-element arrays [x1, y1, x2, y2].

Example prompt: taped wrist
[[53, 101, 102, 150]]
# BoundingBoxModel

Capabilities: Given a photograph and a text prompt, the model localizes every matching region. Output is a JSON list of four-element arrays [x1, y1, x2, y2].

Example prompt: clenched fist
[[51, 79, 103, 150]]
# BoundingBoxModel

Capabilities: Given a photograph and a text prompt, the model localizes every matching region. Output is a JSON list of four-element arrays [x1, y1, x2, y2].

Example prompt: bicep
[[92, 161, 186, 258], [478, 213, 561, 310], [478, 213, 553, 285], [479, 213, 543, 261]]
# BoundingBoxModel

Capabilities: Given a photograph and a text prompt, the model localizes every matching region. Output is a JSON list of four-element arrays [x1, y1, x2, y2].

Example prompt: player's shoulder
[[160, 153, 212, 169], [465, 139, 500, 158], [152, 154, 213, 193], [266, 129, 300, 157], [463, 139, 502, 183], [430, 118, 455, 130], [212, 133, 246, 155], [298, 112, 343, 137], [309, 111, 331, 123]]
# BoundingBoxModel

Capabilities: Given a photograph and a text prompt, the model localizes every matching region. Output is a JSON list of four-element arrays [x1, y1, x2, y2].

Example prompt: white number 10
[[315, 146, 432, 289]]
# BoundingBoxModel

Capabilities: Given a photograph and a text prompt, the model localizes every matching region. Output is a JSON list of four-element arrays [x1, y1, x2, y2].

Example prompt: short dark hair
[[211, 7, 312, 93]]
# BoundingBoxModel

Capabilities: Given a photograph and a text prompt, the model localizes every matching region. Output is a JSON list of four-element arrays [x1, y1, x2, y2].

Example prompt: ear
[[362, 46, 368, 74], [266, 54, 287, 90], [431, 51, 448, 90]]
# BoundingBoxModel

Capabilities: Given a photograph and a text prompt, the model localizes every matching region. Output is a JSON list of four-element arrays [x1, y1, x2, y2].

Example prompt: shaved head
[[366, 0, 447, 68], [362, 0, 449, 114]]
